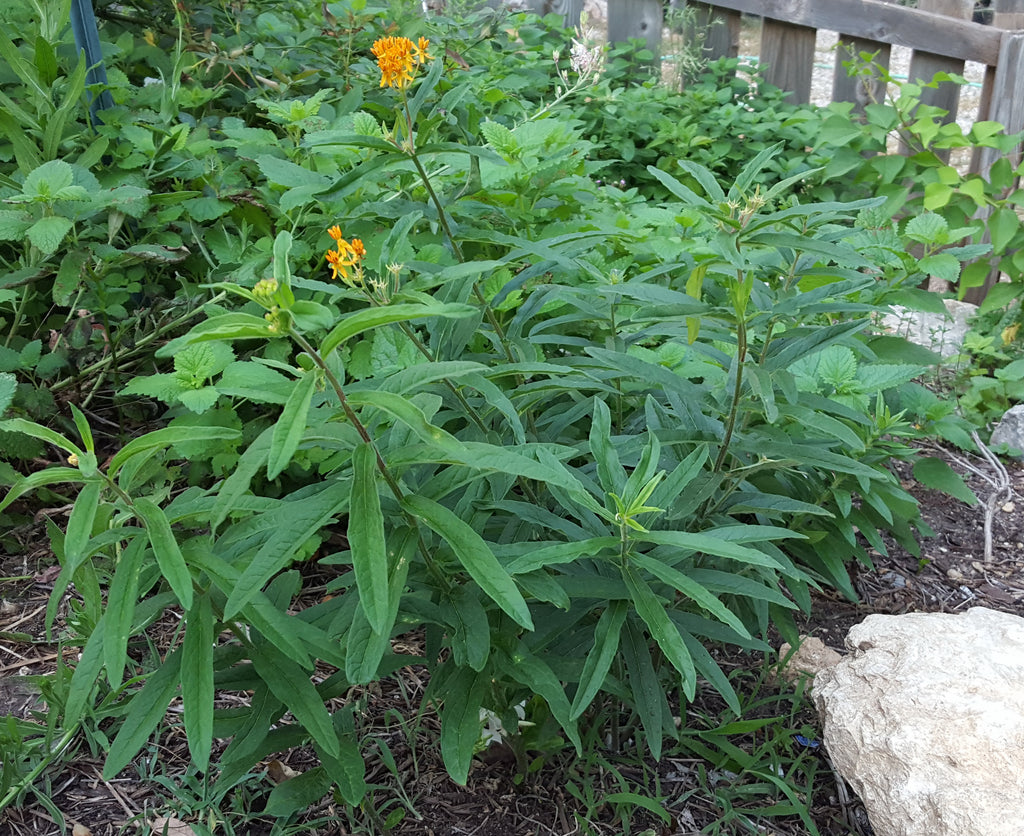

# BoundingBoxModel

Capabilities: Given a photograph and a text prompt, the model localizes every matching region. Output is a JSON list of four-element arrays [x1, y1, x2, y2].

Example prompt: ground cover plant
[[0, 1, 1021, 833]]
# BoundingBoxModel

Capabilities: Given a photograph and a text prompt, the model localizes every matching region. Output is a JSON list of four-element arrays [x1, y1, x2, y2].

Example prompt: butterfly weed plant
[[0, 1, 985, 825]]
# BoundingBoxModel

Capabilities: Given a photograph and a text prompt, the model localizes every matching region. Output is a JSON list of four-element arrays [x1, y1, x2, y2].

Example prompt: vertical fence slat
[[760, 19, 817, 104], [903, 0, 973, 162], [965, 31, 1024, 304], [832, 38, 892, 112], [993, 0, 1024, 29], [607, 0, 663, 60], [687, 1, 741, 62]]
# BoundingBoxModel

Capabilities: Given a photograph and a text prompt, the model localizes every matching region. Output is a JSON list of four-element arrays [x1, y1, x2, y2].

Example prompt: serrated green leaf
[[0, 372, 15, 417], [904, 212, 949, 245], [403, 494, 533, 630], [27, 215, 73, 255]]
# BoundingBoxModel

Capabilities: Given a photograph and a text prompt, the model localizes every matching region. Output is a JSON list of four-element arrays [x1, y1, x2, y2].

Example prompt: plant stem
[[289, 330, 450, 588]]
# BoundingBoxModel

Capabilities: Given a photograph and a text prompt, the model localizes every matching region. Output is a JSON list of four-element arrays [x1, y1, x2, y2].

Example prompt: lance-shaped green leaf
[[267, 371, 317, 480], [402, 494, 533, 630], [104, 647, 183, 778], [320, 302, 477, 357], [623, 564, 696, 700], [570, 600, 627, 720], [346, 390, 461, 450], [107, 426, 241, 479], [439, 665, 489, 785], [630, 553, 751, 639], [251, 641, 340, 758], [349, 441, 389, 634], [181, 594, 215, 772], [134, 497, 193, 610], [104, 535, 147, 687]]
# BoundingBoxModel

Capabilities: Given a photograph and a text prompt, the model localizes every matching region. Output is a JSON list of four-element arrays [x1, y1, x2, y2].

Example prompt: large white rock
[[879, 298, 977, 358], [812, 607, 1024, 836]]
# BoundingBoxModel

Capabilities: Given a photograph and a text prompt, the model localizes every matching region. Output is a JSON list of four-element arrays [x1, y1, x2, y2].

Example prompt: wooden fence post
[[993, 0, 1024, 29], [760, 17, 817, 103], [686, 1, 741, 62], [832, 0, 896, 115], [964, 30, 1024, 304], [607, 0, 663, 63], [523, 0, 583, 28]]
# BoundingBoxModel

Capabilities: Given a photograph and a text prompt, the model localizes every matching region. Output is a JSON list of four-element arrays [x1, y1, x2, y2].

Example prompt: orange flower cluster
[[371, 35, 433, 89], [325, 225, 366, 285]]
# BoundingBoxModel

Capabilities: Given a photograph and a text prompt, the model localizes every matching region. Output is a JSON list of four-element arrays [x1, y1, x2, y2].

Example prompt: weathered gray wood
[[687, 1, 741, 62], [965, 31, 1024, 304], [902, 0, 972, 161], [994, 0, 1024, 29], [523, 0, 583, 26], [607, 0, 663, 59], [760, 19, 817, 104], [689, 0, 1003, 64], [832, 37, 892, 111]]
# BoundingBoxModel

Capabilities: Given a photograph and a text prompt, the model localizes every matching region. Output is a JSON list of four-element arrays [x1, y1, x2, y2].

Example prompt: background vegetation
[[0, 0, 1021, 832]]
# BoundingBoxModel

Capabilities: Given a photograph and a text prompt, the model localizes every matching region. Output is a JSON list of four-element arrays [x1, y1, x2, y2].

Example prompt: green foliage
[[0, 0, 1006, 830]]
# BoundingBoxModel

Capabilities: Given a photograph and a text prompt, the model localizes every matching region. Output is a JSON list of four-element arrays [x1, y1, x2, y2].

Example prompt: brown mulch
[[1, 445, 1022, 836]]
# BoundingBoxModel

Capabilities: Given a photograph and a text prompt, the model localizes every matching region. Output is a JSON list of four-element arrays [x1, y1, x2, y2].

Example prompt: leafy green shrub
[[0, 0, 982, 824]]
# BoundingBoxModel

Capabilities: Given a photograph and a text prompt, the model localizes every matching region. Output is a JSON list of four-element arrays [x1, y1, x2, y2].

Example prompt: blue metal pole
[[69, 0, 115, 125]]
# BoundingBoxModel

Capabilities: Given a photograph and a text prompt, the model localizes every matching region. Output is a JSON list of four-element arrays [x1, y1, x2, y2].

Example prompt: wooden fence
[[527, 0, 1024, 301]]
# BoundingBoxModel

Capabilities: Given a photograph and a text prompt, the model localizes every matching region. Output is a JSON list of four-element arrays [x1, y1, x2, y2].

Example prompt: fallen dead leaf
[[147, 817, 197, 836], [72, 824, 92, 836], [267, 758, 300, 783]]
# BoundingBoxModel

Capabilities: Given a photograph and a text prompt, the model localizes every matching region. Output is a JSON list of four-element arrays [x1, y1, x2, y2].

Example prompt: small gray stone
[[990, 404, 1024, 456]]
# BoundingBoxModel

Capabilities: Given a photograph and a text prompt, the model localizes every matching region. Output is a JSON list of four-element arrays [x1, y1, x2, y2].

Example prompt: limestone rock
[[813, 607, 1024, 836], [879, 298, 977, 358], [777, 636, 843, 685], [990, 404, 1024, 456]]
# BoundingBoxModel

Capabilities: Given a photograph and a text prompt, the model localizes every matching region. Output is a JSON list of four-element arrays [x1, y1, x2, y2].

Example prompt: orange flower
[[372, 36, 416, 89], [414, 37, 433, 65], [324, 227, 367, 286]]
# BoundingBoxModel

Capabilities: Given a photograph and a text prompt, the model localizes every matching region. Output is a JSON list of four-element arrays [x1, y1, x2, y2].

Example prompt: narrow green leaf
[[347, 390, 461, 450], [448, 584, 490, 672], [0, 417, 80, 456], [108, 426, 241, 479], [631, 553, 751, 639], [349, 441, 389, 634], [104, 648, 183, 778], [439, 665, 489, 785], [621, 617, 667, 760], [211, 425, 273, 531], [182, 595, 215, 772], [402, 494, 533, 630], [497, 644, 581, 752], [68, 403, 94, 453], [66, 618, 106, 727], [104, 536, 147, 687], [570, 600, 627, 720], [224, 480, 349, 619], [263, 767, 333, 818], [590, 397, 625, 496], [320, 302, 477, 357], [251, 642, 341, 758], [623, 564, 696, 699], [267, 371, 317, 480], [64, 480, 101, 569], [134, 497, 193, 610]]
